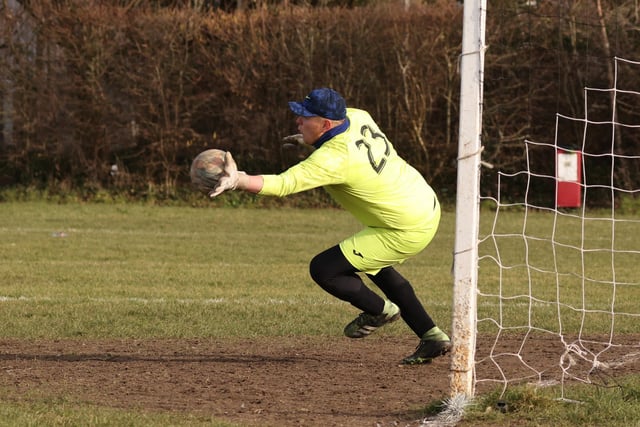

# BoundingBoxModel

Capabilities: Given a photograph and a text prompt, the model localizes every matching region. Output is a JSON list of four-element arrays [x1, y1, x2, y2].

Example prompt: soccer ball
[[190, 149, 227, 194]]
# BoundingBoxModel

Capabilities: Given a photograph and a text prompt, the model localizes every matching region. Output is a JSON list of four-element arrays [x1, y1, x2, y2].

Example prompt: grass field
[[0, 202, 454, 339], [0, 202, 638, 426]]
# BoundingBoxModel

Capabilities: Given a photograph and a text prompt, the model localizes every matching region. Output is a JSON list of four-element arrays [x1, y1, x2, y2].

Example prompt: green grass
[[0, 202, 454, 338], [1, 201, 638, 426], [458, 375, 640, 427], [0, 393, 242, 427]]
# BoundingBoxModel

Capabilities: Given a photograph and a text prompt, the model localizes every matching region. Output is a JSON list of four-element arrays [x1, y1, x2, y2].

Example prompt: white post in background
[[450, 0, 486, 398]]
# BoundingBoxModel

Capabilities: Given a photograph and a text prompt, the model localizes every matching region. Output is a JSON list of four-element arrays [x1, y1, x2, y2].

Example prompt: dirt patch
[[0, 335, 638, 426]]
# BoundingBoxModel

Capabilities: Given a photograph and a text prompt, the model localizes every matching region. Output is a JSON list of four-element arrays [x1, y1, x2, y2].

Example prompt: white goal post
[[450, 0, 487, 398]]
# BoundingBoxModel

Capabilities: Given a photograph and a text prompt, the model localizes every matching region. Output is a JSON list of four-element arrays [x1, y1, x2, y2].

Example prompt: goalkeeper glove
[[209, 152, 246, 198], [282, 134, 315, 158], [282, 133, 305, 149]]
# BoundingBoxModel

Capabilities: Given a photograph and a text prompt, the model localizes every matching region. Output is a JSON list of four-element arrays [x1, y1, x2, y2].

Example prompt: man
[[210, 88, 451, 364]]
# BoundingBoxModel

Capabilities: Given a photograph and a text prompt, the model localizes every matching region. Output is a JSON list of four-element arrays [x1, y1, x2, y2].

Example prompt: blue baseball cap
[[288, 88, 347, 120]]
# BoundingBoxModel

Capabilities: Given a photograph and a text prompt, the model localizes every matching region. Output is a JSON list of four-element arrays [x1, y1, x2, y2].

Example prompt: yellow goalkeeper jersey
[[260, 108, 438, 231]]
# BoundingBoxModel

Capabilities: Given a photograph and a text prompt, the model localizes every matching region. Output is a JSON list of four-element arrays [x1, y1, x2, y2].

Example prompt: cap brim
[[288, 101, 316, 117]]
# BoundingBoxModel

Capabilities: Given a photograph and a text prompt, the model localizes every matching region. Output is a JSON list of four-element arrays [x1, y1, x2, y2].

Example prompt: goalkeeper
[[210, 87, 451, 365]]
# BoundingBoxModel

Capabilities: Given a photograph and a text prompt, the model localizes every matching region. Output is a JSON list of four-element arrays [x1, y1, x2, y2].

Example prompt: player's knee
[[309, 246, 354, 293], [309, 258, 357, 300], [309, 254, 323, 284]]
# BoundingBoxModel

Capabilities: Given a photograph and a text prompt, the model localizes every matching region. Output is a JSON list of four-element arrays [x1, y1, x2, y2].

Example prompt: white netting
[[476, 57, 640, 399]]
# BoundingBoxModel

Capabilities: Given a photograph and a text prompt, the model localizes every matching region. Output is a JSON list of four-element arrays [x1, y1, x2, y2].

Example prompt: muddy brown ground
[[1, 335, 638, 426]]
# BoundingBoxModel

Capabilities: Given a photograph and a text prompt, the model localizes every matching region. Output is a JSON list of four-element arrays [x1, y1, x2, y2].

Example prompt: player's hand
[[282, 134, 305, 149], [209, 152, 239, 198], [282, 134, 316, 155]]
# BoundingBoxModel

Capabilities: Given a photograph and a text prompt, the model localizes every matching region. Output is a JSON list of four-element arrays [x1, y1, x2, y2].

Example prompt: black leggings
[[309, 245, 436, 337]]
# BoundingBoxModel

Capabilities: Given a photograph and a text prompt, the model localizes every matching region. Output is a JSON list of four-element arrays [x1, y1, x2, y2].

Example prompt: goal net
[[475, 50, 640, 399]]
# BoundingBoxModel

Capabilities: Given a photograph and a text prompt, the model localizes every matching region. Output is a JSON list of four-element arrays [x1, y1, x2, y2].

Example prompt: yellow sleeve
[[259, 143, 348, 197]]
